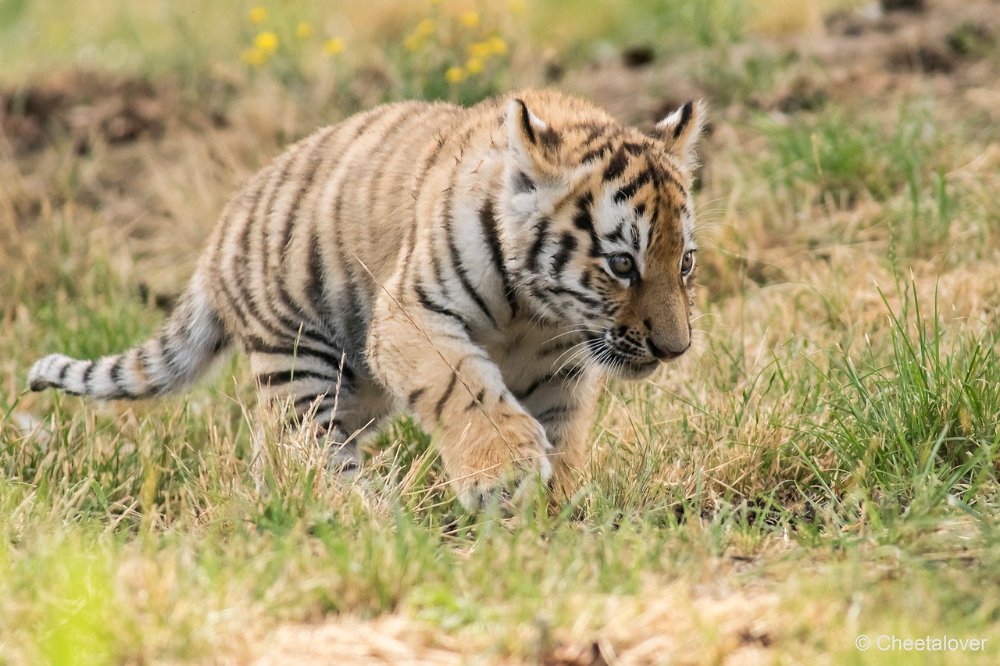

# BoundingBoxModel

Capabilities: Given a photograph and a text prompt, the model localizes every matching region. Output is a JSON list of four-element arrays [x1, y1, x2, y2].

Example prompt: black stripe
[[293, 393, 334, 412], [430, 236, 450, 298], [539, 126, 560, 148], [674, 101, 693, 139], [229, 178, 287, 342], [651, 159, 683, 190], [434, 370, 460, 421], [579, 130, 614, 162], [301, 108, 391, 315], [515, 99, 536, 144], [246, 335, 355, 382], [158, 332, 181, 376], [514, 372, 557, 401], [550, 285, 603, 309], [257, 369, 337, 387], [605, 222, 625, 244], [225, 201, 339, 355], [108, 354, 125, 386], [465, 388, 486, 411], [647, 206, 660, 252], [614, 169, 652, 204], [526, 217, 551, 272], [81, 361, 96, 392], [551, 232, 577, 276], [211, 326, 231, 354], [579, 144, 611, 164], [573, 193, 594, 231], [515, 171, 534, 193], [444, 190, 498, 328], [304, 227, 329, 322], [622, 142, 645, 156], [581, 124, 608, 144], [414, 132, 451, 195], [57, 359, 72, 382], [273, 315, 338, 356], [527, 285, 566, 320], [403, 115, 470, 292], [603, 147, 629, 181], [414, 283, 473, 336], [218, 279, 252, 330], [285, 131, 333, 244], [419, 119, 478, 289], [536, 404, 575, 422], [408, 387, 427, 406], [573, 193, 603, 257], [321, 109, 409, 340], [314, 416, 344, 433], [259, 154, 300, 309], [275, 131, 333, 317], [478, 198, 518, 316], [406, 127, 459, 276], [108, 356, 136, 398]]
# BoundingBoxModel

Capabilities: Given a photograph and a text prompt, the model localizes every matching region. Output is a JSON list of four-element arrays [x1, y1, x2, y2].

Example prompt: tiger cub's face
[[501, 97, 705, 378]]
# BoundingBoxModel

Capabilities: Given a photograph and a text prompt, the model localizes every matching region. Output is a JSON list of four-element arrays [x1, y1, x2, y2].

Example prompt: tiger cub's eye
[[680, 250, 696, 277], [608, 253, 636, 278]]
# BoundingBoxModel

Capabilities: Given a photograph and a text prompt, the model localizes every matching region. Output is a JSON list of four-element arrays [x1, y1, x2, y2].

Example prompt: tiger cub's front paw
[[451, 409, 553, 513]]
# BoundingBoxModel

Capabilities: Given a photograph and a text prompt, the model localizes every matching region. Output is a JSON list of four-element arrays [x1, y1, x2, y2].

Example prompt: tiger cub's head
[[499, 91, 706, 379]]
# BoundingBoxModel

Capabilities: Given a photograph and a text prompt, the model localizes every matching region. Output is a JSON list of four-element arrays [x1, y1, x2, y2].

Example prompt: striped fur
[[28, 90, 706, 510]]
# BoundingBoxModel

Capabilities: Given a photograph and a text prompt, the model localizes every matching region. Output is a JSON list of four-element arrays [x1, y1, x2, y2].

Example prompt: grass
[[3, 0, 1000, 663]]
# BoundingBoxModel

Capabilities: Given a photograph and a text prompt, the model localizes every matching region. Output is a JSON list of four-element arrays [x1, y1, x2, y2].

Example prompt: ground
[[1, 0, 999, 664]]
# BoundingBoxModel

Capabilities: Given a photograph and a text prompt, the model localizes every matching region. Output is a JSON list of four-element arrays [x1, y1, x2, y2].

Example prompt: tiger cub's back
[[200, 99, 475, 357]]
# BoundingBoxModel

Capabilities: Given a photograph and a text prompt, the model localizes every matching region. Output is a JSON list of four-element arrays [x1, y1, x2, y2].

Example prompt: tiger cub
[[28, 90, 705, 510]]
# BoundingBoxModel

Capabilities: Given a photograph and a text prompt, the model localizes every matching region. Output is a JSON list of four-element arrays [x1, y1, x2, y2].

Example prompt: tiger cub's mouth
[[585, 334, 663, 379]]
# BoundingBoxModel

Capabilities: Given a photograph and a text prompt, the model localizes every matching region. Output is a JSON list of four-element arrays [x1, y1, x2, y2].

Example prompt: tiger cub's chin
[[609, 360, 661, 380], [27, 89, 707, 511]]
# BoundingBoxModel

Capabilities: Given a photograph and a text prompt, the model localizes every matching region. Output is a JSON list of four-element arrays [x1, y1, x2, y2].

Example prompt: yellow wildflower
[[254, 31, 279, 54], [241, 48, 267, 66], [415, 19, 436, 37], [465, 57, 484, 74], [323, 37, 345, 55], [508, 0, 526, 14], [445, 66, 465, 83], [459, 11, 480, 28], [487, 36, 508, 56], [404, 35, 424, 51], [296, 22, 312, 39], [248, 6, 267, 24], [468, 41, 490, 59]]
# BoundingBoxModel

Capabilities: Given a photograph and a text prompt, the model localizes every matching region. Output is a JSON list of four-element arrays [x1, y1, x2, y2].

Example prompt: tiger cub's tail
[[28, 271, 230, 400]]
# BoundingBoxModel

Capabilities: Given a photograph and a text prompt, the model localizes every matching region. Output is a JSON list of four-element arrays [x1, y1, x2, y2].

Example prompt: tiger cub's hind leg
[[247, 338, 390, 478]]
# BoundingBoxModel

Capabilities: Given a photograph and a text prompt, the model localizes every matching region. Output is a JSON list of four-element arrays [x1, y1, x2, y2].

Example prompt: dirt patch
[[881, 0, 926, 12], [245, 616, 467, 666], [1, 71, 167, 155], [886, 42, 956, 72], [562, 0, 999, 128], [241, 584, 816, 666]]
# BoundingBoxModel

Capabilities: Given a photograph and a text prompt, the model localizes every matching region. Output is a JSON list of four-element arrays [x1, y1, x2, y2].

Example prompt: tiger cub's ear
[[655, 100, 707, 169], [505, 98, 561, 193]]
